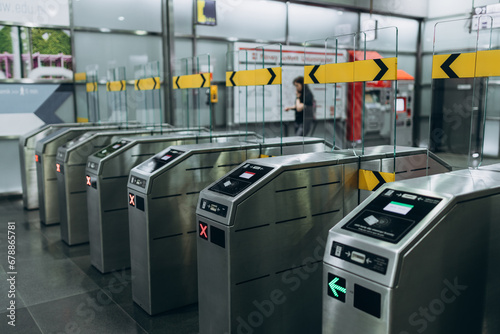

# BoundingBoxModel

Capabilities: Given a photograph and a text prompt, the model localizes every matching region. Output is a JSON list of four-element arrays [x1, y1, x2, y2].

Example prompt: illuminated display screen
[[239, 171, 255, 179], [396, 97, 406, 113], [383, 201, 414, 215]]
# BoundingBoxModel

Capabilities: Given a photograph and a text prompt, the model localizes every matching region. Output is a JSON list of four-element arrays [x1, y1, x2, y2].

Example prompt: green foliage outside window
[[0, 26, 13, 54], [32, 28, 71, 55]]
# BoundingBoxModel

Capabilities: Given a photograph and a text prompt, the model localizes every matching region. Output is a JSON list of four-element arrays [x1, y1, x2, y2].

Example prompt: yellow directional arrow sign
[[86, 82, 97, 93], [432, 52, 476, 79], [134, 77, 161, 91], [106, 80, 126, 92], [359, 170, 395, 191], [173, 73, 211, 89], [354, 58, 397, 82], [433, 50, 500, 79], [304, 63, 354, 84], [304, 58, 397, 84], [226, 67, 282, 87]]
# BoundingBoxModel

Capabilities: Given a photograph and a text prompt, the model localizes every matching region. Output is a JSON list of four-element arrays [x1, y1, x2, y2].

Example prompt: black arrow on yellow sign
[[135, 77, 160, 91], [229, 71, 236, 86], [309, 65, 320, 84], [201, 73, 207, 87], [372, 171, 388, 191], [358, 169, 395, 191], [440, 53, 460, 79], [175, 76, 180, 89], [267, 68, 276, 85], [373, 59, 389, 81]]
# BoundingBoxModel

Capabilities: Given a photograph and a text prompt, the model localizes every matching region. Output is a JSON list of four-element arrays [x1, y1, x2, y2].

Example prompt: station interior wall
[[0, 0, 498, 195]]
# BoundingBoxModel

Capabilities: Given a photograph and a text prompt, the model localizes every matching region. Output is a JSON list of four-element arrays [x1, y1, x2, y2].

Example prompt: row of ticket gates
[[19, 121, 500, 333]]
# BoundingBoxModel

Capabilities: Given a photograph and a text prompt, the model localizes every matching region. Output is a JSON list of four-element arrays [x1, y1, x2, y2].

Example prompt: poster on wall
[[232, 42, 347, 124], [0, 0, 70, 26]]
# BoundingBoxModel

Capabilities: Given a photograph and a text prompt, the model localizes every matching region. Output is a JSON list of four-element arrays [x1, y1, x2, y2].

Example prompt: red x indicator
[[56, 163, 61, 173], [86, 175, 91, 186], [129, 193, 135, 206], [35, 154, 39, 162], [199, 222, 208, 240]]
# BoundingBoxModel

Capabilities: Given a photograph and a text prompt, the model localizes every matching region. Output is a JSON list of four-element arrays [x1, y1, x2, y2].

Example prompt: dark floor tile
[[0, 265, 26, 313], [15, 257, 99, 307], [29, 290, 147, 334], [0, 307, 42, 334], [103, 282, 199, 334], [70, 255, 133, 289], [38, 223, 66, 244], [0, 230, 67, 264], [59, 241, 91, 258]]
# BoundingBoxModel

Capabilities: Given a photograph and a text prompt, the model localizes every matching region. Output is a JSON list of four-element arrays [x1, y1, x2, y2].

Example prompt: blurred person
[[285, 76, 314, 136]]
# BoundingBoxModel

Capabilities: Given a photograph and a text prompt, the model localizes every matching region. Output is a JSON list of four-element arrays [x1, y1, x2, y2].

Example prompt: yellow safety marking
[[358, 170, 395, 191], [106, 80, 126, 92], [304, 62, 354, 84], [475, 50, 500, 77], [259, 154, 274, 158], [86, 82, 97, 93], [173, 73, 211, 89], [304, 58, 397, 84], [76, 117, 89, 123], [135, 77, 161, 90], [432, 52, 476, 79], [353, 58, 397, 82], [226, 67, 282, 87], [210, 85, 218, 103], [74, 72, 86, 81]]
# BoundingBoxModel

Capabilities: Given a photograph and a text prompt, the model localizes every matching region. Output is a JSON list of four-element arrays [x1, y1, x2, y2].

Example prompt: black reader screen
[[137, 149, 184, 173], [342, 189, 441, 244], [209, 163, 274, 197], [94, 140, 131, 158]]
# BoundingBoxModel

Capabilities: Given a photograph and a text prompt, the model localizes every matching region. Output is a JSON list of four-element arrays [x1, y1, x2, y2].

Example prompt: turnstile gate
[[195, 146, 451, 334], [322, 166, 500, 334], [86, 131, 258, 273], [56, 128, 192, 245], [19, 123, 88, 210], [35, 125, 124, 225], [128, 137, 331, 315]]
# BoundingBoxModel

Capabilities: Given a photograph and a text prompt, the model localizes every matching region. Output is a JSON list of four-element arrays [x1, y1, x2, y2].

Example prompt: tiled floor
[[0, 197, 198, 334]]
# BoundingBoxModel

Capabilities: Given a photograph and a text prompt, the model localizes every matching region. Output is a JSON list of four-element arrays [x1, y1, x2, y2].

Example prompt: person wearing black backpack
[[285, 76, 314, 136]]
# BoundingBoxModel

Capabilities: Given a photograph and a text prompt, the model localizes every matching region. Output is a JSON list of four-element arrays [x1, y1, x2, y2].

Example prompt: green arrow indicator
[[329, 277, 346, 297]]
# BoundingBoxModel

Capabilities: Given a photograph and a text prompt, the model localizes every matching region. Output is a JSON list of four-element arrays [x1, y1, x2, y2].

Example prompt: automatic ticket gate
[[86, 131, 258, 273], [195, 146, 451, 334], [128, 137, 330, 315], [322, 166, 500, 334], [19, 122, 89, 210], [56, 128, 189, 245], [35, 125, 124, 225]]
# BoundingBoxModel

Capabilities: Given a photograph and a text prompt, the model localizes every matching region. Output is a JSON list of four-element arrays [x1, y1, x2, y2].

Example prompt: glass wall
[[73, 0, 162, 32]]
